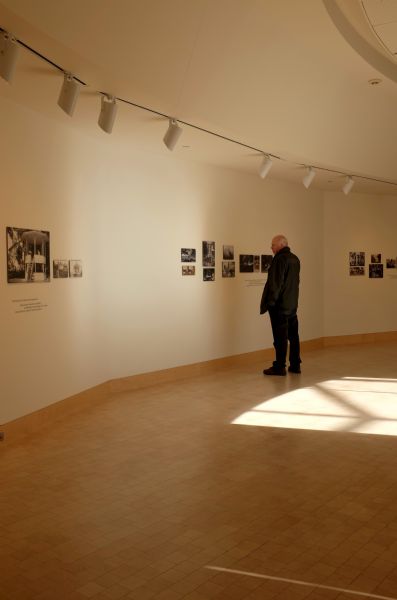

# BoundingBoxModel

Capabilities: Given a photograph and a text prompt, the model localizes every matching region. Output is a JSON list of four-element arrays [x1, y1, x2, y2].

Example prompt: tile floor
[[1, 341, 397, 600]]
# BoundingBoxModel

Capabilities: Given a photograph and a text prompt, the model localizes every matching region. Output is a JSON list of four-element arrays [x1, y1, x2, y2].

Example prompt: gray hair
[[273, 234, 288, 247]]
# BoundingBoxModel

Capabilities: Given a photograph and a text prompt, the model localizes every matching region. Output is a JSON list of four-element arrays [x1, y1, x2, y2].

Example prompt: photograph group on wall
[[6, 225, 84, 284], [349, 250, 396, 278]]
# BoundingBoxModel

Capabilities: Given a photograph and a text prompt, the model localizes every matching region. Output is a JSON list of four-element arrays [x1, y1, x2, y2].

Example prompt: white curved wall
[[0, 96, 325, 423], [2, 94, 396, 425]]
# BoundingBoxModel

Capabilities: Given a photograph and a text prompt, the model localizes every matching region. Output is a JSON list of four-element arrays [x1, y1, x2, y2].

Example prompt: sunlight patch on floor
[[232, 378, 397, 436]]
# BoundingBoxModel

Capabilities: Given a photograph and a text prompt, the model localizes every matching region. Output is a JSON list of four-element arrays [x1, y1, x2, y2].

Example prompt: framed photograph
[[349, 266, 365, 276], [222, 261, 235, 278], [369, 264, 383, 278], [69, 260, 83, 278], [371, 253, 381, 264], [203, 268, 215, 281], [202, 241, 215, 267], [53, 259, 69, 278], [254, 255, 260, 272], [349, 252, 365, 267], [386, 258, 396, 269], [6, 226, 50, 283], [239, 254, 254, 273], [182, 265, 195, 276], [261, 255, 273, 273], [181, 248, 196, 263], [223, 245, 234, 260]]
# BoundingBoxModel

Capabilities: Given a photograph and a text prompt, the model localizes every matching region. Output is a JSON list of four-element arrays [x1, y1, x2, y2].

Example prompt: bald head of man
[[271, 234, 288, 255]]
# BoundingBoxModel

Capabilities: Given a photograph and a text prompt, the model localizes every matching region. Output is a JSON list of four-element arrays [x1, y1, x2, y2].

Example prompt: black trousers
[[268, 309, 301, 369]]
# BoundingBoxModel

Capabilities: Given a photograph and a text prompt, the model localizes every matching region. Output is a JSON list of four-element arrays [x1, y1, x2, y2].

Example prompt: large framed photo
[[6, 226, 50, 283]]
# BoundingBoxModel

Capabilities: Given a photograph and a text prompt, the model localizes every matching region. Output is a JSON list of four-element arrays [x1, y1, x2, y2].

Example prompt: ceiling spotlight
[[342, 176, 354, 195], [302, 166, 316, 189], [258, 154, 273, 179], [58, 73, 81, 116], [98, 94, 117, 134], [0, 31, 19, 83], [163, 118, 183, 151]]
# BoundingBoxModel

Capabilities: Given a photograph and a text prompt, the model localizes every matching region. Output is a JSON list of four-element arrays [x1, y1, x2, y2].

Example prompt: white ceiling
[[1, 0, 397, 194]]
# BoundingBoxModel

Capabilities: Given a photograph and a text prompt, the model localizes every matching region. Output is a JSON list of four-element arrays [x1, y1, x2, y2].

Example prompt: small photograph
[[203, 241, 215, 267], [349, 252, 365, 267], [369, 264, 383, 278], [371, 253, 381, 264], [6, 226, 50, 283], [69, 259, 83, 277], [261, 254, 273, 273], [386, 258, 397, 269], [349, 266, 365, 276], [254, 255, 260, 272], [182, 265, 195, 276], [203, 268, 215, 281], [222, 261, 235, 278], [181, 248, 196, 263], [239, 254, 254, 273], [223, 245, 234, 260], [53, 259, 69, 278]]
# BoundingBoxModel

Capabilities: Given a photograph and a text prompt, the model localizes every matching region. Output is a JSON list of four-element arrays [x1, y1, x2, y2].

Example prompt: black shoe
[[288, 366, 301, 374], [263, 366, 286, 376]]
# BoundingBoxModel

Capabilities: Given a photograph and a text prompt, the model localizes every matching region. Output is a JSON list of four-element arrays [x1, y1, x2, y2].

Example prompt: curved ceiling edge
[[322, 0, 397, 84]]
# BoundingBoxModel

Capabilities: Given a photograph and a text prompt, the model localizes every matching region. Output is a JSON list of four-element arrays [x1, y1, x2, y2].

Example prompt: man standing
[[260, 235, 301, 376]]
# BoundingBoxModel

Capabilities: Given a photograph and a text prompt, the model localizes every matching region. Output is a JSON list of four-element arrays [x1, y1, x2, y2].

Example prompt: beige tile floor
[[1, 341, 397, 600]]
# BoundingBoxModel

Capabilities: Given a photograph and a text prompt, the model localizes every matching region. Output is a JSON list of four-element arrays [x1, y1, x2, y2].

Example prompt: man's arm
[[264, 257, 286, 308]]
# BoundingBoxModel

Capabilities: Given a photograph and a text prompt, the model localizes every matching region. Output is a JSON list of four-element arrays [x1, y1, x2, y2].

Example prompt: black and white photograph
[[369, 264, 383, 278], [371, 253, 381, 264], [202, 241, 215, 267], [254, 255, 260, 272], [239, 254, 254, 273], [53, 260, 69, 278], [349, 252, 365, 267], [203, 268, 215, 281], [349, 266, 365, 276], [222, 261, 235, 278], [69, 260, 83, 278], [6, 226, 50, 283], [181, 248, 196, 262], [261, 254, 273, 273], [386, 258, 396, 269], [182, 265, 195, 276], [223, 245, 234, 260]]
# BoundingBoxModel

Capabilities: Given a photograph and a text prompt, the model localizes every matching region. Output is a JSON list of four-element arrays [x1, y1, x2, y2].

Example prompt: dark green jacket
[[260, 246, 300, 315]]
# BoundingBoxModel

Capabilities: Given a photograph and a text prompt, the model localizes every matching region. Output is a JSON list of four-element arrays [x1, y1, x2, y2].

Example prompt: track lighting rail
[[1, 26, 397, 192]]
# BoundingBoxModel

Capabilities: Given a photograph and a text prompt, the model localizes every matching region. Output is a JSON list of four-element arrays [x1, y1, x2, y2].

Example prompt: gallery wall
[[0, 94, 325, 424], [323, 192, 397, 337]]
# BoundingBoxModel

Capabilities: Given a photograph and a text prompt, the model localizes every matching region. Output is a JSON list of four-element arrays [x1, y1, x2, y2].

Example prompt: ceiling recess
[[361, 0, 397, 61]]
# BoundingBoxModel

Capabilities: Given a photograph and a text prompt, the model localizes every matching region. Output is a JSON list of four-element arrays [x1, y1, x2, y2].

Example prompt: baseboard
[[1, 383, 108, 445], [2, 331, 396, 444], [323, 330, 397, 347], [108, 348, 272, 394]]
